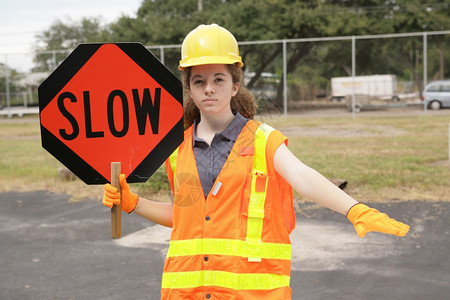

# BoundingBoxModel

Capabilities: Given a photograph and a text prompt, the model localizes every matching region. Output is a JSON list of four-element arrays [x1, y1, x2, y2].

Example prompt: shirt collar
[[193, 112, 248, 145], [221, 112, 248, 142]]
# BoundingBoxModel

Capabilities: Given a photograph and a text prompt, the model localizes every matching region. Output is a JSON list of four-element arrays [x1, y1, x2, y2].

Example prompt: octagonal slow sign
[[39, 43, 183, 185]]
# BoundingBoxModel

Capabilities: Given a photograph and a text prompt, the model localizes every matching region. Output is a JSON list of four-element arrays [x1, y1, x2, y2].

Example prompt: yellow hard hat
[[179, 24, 243, 70]]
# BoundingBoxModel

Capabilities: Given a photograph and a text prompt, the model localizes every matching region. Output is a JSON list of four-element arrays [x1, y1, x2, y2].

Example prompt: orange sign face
[[39, 43, 183, 184]]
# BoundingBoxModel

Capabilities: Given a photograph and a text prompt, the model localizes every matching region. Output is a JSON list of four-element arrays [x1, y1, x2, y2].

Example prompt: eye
[[215, 77, 225, 83], [193, 79, 204, 86]]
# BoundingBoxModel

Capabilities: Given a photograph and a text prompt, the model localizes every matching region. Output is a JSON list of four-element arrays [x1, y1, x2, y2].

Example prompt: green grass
[[0, 113, 448, 203], [263, 114, 449, 202]]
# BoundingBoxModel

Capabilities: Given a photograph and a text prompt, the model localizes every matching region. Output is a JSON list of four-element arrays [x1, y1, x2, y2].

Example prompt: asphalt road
[[1, 191, 448, 300]]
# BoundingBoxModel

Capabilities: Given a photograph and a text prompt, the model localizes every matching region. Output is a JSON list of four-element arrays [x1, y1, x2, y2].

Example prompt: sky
[[0, 0, 143, 72]]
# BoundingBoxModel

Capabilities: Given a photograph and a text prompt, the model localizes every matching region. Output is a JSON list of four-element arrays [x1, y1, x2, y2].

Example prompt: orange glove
[[102, 174, 139, 214], [347, 203, 410, 237]]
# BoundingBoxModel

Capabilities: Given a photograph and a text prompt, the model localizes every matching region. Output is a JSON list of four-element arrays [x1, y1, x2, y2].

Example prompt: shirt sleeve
[[266, 129, 288, 162]]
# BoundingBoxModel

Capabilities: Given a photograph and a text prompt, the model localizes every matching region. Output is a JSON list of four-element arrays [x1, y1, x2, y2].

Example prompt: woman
[[103, 24, 409, 299]]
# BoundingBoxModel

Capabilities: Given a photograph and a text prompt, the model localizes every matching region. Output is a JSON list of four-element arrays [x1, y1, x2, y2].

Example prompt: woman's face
[[188, 64, 240, 117]]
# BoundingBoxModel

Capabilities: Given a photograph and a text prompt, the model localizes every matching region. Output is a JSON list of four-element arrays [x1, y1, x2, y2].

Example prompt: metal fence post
[[283, 40, 287, 117], [160, 45, 165, 65], [423, 32, 428, 115], [5, 54, 11, 116], [351, 36, 356, 119]]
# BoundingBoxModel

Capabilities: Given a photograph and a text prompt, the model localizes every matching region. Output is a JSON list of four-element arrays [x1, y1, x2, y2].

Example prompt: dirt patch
[[0, 134, 40, 140], [431, 160, 450, 167], [279, 124, 407, 138]]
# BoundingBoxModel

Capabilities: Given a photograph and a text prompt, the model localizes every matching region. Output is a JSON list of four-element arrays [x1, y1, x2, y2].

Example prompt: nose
[[204, 81, 214, 95]]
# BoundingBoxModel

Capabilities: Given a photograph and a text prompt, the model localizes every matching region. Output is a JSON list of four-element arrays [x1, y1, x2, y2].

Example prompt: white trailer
[[331, 74, 398, 102]]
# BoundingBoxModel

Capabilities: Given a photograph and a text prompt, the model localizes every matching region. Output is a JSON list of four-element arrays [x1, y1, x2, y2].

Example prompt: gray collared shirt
[[193, 112, 249, 197]]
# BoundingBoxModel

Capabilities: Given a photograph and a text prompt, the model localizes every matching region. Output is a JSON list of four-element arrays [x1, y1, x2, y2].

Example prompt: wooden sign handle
[[110, 162, 122, 238]]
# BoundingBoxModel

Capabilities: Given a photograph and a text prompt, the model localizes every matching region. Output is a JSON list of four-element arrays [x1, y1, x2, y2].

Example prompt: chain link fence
[[1, 30, 449, 117]]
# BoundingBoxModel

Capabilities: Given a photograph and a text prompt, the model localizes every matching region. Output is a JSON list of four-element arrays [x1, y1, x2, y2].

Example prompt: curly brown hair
[[182, 64, 257, 129]]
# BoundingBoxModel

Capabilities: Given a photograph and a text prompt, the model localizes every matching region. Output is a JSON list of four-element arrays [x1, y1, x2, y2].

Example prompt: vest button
[[204, 256, 209, 261], [205, 216, 210, 221], [206, 294, 211, 299]]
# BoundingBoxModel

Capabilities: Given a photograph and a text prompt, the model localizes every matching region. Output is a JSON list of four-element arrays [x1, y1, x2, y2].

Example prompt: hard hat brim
[[179, 57, 243, 70]]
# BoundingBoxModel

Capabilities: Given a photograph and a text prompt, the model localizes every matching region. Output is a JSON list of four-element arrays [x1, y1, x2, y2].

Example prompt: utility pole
[[198, 0, 203, 11]]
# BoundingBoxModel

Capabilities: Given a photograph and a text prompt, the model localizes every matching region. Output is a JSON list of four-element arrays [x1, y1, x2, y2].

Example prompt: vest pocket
[[241, 172, 273, 220]]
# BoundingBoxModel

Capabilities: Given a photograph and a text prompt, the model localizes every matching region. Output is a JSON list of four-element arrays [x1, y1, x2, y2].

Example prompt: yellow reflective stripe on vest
[[168, 147, 178, 186], [246, 123, 275, 262], [162, 270, 290, 290], [252, 123, 274, 174], [169, 148, 178, 174], [167, 238, 291, 260]]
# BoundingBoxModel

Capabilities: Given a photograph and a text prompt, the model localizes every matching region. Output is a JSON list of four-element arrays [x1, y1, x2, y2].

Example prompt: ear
[[232, 82, 240, 97]]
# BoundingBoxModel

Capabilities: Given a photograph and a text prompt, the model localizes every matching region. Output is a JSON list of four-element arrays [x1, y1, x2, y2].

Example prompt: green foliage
[[0, 65, 21, 94], [32, 17, 111, 72], [133, 165, 171, 196], [31, 0, 449, 97]]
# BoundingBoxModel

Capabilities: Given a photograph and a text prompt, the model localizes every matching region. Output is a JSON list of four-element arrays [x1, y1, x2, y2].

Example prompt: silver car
[[422, 80, 450, 110]]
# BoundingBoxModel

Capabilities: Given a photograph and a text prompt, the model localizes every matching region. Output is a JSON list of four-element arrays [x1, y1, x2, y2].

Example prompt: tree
[[385, 0, 450, 94], [290, 0, 449, 98], [32, 17, 110, 72], [107, 0, 370, 104], [0, 63, 23, 106], [32, 0, 449, 101]]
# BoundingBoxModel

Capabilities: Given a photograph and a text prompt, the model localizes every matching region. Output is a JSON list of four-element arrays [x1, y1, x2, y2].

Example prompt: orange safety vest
[[163, 120, 295, 299]]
